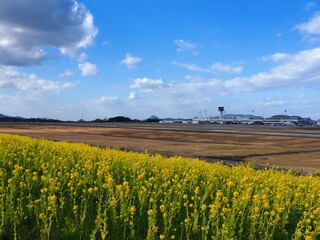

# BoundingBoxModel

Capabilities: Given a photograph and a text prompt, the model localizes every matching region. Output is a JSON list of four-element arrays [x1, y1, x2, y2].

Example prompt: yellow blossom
[[160, 205, 166, 212], [147, 209, 154, 216]]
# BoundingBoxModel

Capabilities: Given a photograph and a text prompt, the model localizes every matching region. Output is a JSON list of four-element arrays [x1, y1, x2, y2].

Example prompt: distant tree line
[[0, 117, 62, 123], [93, 116, 161, 123], [0, 115, 161, 123]]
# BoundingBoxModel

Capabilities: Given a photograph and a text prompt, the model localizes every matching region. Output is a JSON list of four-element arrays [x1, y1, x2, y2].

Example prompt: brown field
[[0, 122, 320, 173]]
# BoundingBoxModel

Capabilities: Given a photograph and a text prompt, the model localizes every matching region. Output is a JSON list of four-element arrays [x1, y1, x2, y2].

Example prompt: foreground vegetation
[[0, 134, 319, 239]]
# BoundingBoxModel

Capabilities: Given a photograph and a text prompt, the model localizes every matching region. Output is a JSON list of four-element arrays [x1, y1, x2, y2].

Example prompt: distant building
[[264, 115, 312, 125], [160, 112, 317, 126]]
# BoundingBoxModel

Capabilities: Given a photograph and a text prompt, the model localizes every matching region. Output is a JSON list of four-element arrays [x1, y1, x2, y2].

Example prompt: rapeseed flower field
[[0, 134, 319, 239]]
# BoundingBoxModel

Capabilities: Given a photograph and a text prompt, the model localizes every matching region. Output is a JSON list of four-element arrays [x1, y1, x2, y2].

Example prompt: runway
[[74, 122, 320, 138]]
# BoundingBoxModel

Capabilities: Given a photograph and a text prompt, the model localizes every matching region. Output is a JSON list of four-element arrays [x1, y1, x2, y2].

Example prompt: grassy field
[[0, 134, 319, 239]]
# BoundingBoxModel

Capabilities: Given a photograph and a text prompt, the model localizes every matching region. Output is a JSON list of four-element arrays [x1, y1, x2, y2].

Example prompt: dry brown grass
[[0, 122, 319, 173]]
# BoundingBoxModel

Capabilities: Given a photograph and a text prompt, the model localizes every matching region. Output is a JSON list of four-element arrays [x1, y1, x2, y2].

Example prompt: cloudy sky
[[0, 0, 320, 120]]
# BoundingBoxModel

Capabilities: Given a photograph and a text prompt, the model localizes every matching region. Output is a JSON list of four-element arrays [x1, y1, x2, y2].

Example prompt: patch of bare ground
[[0, 122, 319, 173], [246, 151, 320, 173]]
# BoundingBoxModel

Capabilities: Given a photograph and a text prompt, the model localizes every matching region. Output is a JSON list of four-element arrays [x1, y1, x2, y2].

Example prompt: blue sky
[[0, 0, 320, 120]]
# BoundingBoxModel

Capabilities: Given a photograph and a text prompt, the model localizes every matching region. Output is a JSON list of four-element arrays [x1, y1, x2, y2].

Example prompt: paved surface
[[66, 122, 320, 138]]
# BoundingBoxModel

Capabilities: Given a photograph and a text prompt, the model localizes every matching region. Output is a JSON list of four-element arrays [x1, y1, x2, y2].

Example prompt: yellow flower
[[49, 178, 55, 184], [233, 191, 239, 198], [160, 205, 166, 212], [109, 200, 116, 206], [108, 177, 115, 185], [48, 195, 57, 204], [129, 206, 136, 213], [138, 172, 145, 180], [147, 209, 154, 216], [263, 202, 270, 209], [227, 181, 234, 187], [296, 230, 303, 237], [123, 181, 129, 187], [39, 213, 46, 220]]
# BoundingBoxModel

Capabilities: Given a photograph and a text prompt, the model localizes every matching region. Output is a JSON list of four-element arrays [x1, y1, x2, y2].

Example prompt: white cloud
[[0, 0, 98, 66], [120, 53, 142, 69], [131, 78, 164, 92], [296, 13, 320, 34], [173, 61, 243, 74], [210, 62, 243, 74], [128, 91, 139, 100], [95, 96, 121, 104], [176, 79, 222, 93], [172, 62, 209, 72], [261, 53, 290, 62], [185, 75, 203, 81], [295, 12, 320, 42], [78, 62, 99, 76], [0, 66, 75, 96], [223, 47, 320, 93], [256, 97, 285, 107], [174, 39, 201, 55], [171, 47, 320, 95], [259, 49, 320, 80], [59, 70, 74, 78]]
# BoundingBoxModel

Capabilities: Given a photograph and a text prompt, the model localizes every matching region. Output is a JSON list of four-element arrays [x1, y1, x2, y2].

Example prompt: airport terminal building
[[264, 115, 313, 126]]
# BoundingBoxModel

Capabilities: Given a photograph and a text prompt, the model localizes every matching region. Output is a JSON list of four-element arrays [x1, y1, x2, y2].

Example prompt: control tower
[[218, 107, 224, 120]]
